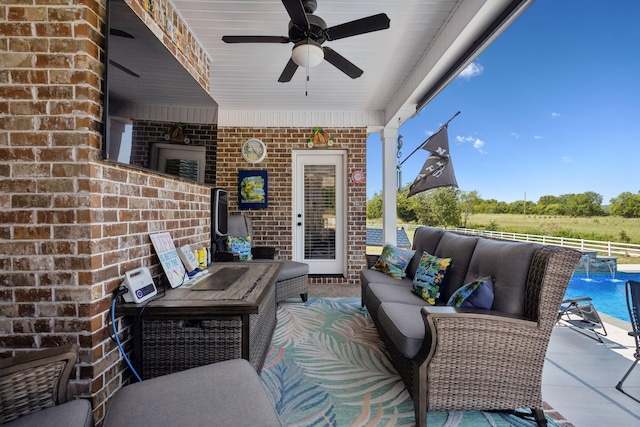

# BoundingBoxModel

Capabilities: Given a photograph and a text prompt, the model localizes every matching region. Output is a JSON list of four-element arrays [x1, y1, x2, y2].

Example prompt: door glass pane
[[304, 165, 336, 260]]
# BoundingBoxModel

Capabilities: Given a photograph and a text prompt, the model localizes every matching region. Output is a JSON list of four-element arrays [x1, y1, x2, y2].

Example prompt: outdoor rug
[[260, 297, 564, 427]]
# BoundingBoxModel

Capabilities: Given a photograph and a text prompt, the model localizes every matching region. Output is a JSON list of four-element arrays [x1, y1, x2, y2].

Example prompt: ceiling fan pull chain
[[305, 68, 310, 96]]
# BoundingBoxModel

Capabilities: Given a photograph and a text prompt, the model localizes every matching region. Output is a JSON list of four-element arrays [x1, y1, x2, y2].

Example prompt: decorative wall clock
[[242, 138, 267, 163]]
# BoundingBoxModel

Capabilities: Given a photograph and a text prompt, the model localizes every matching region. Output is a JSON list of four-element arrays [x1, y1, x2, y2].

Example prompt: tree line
[[366, 187, 640, 228]]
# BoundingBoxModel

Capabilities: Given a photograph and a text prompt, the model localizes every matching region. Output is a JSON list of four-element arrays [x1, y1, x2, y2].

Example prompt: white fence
[[447, 228, 640, 258]]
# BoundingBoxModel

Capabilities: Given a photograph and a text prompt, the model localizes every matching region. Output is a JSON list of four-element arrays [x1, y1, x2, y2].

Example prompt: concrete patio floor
[[544, 318, 640, 426], [543, 264, 640, 426]]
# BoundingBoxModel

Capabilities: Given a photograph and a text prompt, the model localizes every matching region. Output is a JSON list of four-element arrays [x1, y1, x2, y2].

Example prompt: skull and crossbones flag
[[407, 124, 458, 197]]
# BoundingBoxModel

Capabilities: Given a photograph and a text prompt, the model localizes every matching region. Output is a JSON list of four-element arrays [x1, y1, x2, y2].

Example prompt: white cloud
[[473, 139, 487, 154], [458, 61, 484, 80], [456, 135, 487, 154], [534, 135, 543, 140], [551, 112, 561, 119], [561, 155, 572, 163], [456, 136, 473, 143], [510, 132, 520, 139]]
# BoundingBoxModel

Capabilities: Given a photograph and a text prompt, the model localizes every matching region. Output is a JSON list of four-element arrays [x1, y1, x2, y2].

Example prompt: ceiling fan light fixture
[[292, 41, 324, 68]]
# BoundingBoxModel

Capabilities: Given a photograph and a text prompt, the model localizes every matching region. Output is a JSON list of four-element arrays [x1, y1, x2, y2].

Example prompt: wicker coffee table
[[117, 262, 281, 379]]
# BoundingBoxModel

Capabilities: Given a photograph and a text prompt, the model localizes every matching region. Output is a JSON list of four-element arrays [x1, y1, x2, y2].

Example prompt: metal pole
[[397, 111, 460, 167]]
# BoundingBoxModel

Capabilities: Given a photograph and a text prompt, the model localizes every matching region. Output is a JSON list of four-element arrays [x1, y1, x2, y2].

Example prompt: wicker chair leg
[[508, 408, 547, 427], [532, 408, 547, 427], [413, 361, 427, 427]]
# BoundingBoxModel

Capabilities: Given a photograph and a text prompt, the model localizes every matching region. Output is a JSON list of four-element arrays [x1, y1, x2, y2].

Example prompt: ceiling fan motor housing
[[288, 14, 327, 43]]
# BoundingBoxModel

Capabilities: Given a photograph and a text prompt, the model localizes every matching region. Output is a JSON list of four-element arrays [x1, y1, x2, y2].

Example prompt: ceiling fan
[[222, 0, 390, 82]]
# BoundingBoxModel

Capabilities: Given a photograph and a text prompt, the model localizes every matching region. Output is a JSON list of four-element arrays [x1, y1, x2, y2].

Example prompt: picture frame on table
[[238, 170, 268, 209]]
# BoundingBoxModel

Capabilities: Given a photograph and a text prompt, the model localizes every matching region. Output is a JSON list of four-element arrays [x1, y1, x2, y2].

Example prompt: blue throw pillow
[[371, 243, 415, 279], [226, 236, 253, 261], [411, 251, 452, 305], [447, 276, 494, 309]]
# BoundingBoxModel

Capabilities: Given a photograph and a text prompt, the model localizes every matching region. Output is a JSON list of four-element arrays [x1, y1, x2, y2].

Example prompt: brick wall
[[0, 1, 212, 424], [217, 127, 368, 286]]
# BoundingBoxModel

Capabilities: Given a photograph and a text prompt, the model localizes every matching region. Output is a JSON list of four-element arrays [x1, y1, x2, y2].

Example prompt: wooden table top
[[117, 262, 281, 317]]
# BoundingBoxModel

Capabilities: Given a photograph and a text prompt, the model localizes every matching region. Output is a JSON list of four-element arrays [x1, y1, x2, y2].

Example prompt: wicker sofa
[[361, 226, 581, 427]]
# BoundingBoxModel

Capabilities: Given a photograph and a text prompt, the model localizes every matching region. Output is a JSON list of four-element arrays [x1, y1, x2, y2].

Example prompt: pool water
[[563, 272, 640, 323]]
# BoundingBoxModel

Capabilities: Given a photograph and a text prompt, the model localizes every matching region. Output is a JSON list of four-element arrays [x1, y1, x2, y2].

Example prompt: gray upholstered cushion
[[228, 214, 251, 237], [276, 260, 308, 281], [365, 281, 423, 320], [251, 260, 308, 281], [360, 267, 410, 288], [377, 302, 428, 359], [103, 359, 282, 427], [4, 399, 93, 427], [464, 238, 541, 316], [406, 227, 445, 279], [432, 232, 479, 303]]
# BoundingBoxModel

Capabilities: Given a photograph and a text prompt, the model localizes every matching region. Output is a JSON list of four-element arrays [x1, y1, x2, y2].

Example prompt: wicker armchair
[[216, 214, 309, 303], [0, 344, 93, 427], [215, 214, 277, 261], [362, 227, 582, 427], [409, 245, 581, 426]]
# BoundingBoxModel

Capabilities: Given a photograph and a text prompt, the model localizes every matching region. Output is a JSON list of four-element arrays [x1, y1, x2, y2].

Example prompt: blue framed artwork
[[238, 170, 268, 209]]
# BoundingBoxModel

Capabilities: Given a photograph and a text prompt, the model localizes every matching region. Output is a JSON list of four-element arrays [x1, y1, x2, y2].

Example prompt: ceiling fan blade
[[278, 58, 299, 82], [282, 0, 309, 31], [322, 47, 363, 79], [325, 13, 390, 41], [222, 35, 290, 44]]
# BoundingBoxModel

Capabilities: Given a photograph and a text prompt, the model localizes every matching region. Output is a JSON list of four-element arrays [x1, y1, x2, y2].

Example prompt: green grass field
[[366, 214, 640, 263], [465, 214, 640, 242]]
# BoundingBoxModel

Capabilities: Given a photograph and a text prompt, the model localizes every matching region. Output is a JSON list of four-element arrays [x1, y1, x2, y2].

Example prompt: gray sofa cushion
[[406, 227, 445, 279], [276, 260, 308, 281], [432, 232, 479, 303], [360, 267, 410, 288], [103, 359, 282, 427], [4, 400, 93, 427], [464, 238, 541, 316], [377, 302, 428, 359], [257, 259, 309, 281], [365, 281, 424, 320]]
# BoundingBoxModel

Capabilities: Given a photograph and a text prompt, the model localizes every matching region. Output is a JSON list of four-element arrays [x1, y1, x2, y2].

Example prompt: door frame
[[291, 149, 348, 276]]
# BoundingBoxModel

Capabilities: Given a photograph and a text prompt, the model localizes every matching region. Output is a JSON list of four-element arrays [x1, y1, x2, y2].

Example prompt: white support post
[[381, 127, 398, 245]]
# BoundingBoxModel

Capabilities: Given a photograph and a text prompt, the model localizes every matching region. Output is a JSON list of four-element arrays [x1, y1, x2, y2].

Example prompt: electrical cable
[[111, 295, 143, 382]]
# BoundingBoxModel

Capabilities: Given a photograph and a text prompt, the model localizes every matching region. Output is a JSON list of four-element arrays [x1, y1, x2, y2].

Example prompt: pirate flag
[[407, 124, 458, 197]]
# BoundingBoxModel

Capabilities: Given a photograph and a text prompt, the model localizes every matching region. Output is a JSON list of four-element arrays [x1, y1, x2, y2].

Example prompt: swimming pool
[[563, 271, 640, 323]]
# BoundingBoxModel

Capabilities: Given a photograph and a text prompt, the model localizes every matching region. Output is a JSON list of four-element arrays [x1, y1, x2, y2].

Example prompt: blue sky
[[367, 0, 640, 204]]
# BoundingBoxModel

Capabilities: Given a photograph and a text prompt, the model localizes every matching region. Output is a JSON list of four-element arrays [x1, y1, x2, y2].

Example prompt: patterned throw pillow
[[411, 251, 452, 305], [226, 236, 253, 261], [371, 243, 415, 279], [447, 276, 494, 309]]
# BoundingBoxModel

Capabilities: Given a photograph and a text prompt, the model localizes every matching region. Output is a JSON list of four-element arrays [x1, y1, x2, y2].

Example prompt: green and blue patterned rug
[[260, 297, 563, 427]]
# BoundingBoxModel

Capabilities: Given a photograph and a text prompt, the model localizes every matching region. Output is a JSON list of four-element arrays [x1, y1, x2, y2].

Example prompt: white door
[[292, 150, 347, 275]]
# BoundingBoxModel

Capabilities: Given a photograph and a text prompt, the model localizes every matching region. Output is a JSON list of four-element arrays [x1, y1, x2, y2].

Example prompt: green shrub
[[485, 220, 499, 231]]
